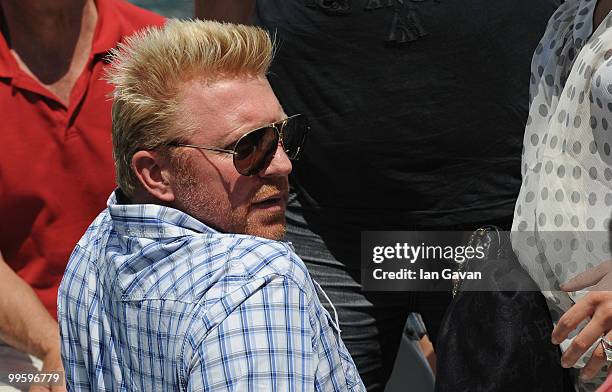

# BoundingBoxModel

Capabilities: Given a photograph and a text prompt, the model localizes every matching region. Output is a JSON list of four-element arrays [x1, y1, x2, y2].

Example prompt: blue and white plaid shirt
[[58, 191, 365, 391]]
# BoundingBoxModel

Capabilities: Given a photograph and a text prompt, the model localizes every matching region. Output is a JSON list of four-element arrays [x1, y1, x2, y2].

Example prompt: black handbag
[[435, 226, 575, 392]]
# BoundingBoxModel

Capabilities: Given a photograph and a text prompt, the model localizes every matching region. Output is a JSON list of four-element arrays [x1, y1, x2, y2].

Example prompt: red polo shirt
[[0, 0, 164, 318]]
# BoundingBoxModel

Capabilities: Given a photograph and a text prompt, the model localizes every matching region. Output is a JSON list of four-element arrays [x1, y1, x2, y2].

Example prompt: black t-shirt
[[256, 0, 559, 229]]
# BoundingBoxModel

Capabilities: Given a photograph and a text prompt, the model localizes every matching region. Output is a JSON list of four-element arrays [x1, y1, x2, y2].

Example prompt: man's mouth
[[252, 192, 288, 210]]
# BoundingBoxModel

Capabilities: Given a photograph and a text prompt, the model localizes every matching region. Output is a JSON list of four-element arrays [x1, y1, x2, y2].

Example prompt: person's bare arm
[[418, 335, 436, 375], [0, 252, 65, 391], [194, 0, 255, 24], [594, 0, 612, 29]]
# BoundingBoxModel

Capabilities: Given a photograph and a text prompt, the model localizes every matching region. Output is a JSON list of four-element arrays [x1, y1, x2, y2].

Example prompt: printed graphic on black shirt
[[305, 0, 430, 43], [304, 0, 352, 14]]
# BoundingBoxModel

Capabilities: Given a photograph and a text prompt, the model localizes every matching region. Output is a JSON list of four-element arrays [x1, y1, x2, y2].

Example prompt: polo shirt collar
[[91, 0, 124, 56]]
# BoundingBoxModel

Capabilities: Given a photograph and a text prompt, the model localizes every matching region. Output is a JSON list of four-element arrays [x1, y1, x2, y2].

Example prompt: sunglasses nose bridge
[[276, 126, 285, 147]]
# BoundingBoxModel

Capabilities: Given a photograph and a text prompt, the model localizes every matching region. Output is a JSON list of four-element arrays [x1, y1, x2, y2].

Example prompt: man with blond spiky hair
[[58, 19, 365, 392]]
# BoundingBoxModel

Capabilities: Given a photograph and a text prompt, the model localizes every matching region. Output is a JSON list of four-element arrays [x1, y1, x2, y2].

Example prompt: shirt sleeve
[[184, 274, 365, 391], [185, 275, 314, 391], [307, 285, 364, 392], [59, 244, 96, 392]]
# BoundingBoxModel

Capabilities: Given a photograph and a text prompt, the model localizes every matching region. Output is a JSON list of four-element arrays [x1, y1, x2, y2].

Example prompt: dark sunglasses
[[167, 114, 309, 176]]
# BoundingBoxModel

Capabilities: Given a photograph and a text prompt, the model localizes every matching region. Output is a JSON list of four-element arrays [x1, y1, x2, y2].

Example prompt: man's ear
[[131, 150, 175, 203]]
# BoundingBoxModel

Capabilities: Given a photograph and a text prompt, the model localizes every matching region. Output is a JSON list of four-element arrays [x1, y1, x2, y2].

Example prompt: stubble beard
[[243, 210, 286, 240], [171, 163, 287, 240]]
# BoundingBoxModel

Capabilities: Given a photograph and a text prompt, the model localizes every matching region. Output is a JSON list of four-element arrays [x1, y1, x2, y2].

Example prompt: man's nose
[[259, 143, 292, 177]]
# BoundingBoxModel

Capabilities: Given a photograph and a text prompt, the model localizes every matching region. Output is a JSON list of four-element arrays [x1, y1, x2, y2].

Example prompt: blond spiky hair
[[106, 19, 274, 197]]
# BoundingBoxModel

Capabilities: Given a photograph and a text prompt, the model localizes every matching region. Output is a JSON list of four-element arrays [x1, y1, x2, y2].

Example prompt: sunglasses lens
[[280, 114, 309, 160], [234, 126, 279, 175], [232, 115, 309, 176]]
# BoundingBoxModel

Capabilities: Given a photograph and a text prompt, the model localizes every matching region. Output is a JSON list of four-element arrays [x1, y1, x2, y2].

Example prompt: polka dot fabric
[[511, 0, 612, 389]]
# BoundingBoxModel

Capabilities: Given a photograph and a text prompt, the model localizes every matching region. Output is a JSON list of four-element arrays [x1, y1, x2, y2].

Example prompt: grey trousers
[[285, 193, 451, 391]]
